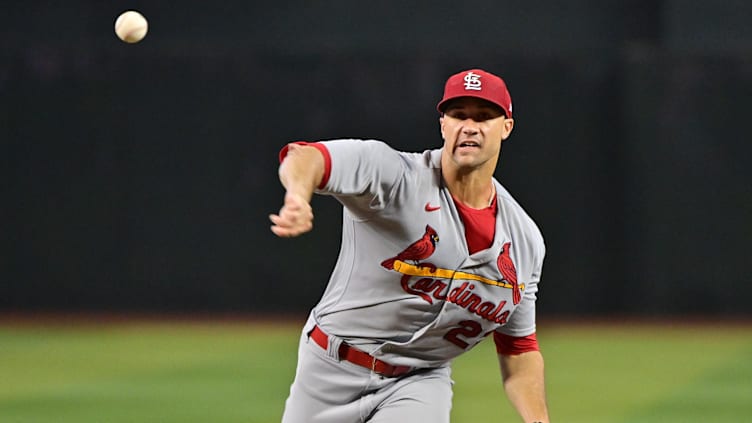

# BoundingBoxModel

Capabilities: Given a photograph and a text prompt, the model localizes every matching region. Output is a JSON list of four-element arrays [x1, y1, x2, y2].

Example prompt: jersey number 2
[[443, 320, 483, 349]]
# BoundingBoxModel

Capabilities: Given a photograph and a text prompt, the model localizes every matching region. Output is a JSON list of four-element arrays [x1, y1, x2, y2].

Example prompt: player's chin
[[452, 151, 482, 166], [452, 144, 484, 159]]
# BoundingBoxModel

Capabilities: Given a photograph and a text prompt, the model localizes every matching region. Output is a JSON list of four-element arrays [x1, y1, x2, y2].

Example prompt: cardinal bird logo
[[380, 225, 439, 270], [497, 242, 521, 305]]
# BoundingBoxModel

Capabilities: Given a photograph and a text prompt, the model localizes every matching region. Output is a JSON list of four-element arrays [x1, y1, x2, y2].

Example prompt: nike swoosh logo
[[424, 202, 441, 212]]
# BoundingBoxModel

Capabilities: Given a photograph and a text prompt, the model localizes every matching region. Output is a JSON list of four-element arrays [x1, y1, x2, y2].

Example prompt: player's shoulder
[[495, 181, 534, 217], [319, 138, 396, 153], [321, 139, 425, 162], [396, 148, 442, 170], [495, 182, 545, 245]]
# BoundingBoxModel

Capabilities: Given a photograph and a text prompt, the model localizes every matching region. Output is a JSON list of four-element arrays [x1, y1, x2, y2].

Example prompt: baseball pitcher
[[270, 69, 549, 423]]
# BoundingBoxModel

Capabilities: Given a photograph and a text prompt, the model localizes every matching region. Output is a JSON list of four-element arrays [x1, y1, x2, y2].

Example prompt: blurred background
[[2, 0, 751, 319]]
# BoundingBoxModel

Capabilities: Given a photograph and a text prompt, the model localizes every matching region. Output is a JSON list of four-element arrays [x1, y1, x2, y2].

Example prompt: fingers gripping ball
[[114, 10, 148, 43]]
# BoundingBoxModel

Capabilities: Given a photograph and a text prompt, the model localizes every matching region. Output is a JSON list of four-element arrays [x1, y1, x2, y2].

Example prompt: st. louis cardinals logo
[[380, 225, 439, 271], [497, 242, 521, 305], [463, 71, 483, 91], [380, 225, 524, 320]]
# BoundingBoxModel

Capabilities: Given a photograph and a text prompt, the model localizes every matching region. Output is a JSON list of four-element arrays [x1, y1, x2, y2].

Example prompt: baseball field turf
[[1, 316, 750, 422]]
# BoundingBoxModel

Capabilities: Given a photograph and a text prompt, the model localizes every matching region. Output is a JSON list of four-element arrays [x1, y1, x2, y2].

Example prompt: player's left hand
[[269, 192, 314, 237]]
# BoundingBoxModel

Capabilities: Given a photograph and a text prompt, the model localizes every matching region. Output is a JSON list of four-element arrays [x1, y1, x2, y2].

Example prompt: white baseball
[[115, 10, 148, 44]]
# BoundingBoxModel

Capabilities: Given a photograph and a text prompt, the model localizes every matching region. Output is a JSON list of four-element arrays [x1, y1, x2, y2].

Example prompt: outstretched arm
[[269, 144, 325, 238], [498, 350, 550, 422]]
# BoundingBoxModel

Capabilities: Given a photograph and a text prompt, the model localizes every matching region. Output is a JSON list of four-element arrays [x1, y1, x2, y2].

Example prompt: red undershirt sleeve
[[493, 331, 540, 355], [278, 141, 332, 189]]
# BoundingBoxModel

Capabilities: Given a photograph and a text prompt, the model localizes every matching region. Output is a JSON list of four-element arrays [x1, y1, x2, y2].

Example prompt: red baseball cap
[[436, 69, 512, 118]]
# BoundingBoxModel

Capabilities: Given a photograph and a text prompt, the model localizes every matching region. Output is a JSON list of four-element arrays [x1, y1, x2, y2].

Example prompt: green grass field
[[1, 317, 751, 422]]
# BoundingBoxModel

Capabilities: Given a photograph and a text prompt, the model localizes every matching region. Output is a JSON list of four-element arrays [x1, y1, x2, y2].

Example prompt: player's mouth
[[456, 140, 481, 151]]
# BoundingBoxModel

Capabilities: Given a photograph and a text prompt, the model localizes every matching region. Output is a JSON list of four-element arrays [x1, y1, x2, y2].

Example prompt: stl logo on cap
[[463, 71, 482, 91]]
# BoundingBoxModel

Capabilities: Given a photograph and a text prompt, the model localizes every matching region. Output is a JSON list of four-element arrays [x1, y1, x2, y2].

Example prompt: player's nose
[[461, 122, 479, 135]]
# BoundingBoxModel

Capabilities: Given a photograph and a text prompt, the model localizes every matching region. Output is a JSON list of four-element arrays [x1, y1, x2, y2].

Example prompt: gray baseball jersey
[[308, 139, 545, 368]]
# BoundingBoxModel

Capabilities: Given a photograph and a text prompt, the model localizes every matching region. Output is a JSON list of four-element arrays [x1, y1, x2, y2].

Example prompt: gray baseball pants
[[281, 322, 453, 423]]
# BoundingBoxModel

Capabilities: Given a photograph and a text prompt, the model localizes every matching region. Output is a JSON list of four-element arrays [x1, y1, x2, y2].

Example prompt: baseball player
[[270, 69, 549, 423]]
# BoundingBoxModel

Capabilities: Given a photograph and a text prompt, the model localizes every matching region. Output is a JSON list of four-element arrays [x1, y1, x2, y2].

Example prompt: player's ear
[[439, 115, 446, 139], [500, 118, 514, 141]]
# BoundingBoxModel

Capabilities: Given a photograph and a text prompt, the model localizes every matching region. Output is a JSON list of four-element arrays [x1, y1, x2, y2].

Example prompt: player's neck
[[440, 149, 498, 209], [444, 174, 496, 209]]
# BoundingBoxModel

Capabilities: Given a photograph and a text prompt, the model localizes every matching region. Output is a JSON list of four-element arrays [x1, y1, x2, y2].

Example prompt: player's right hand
[[269, 192, 314, 238]]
